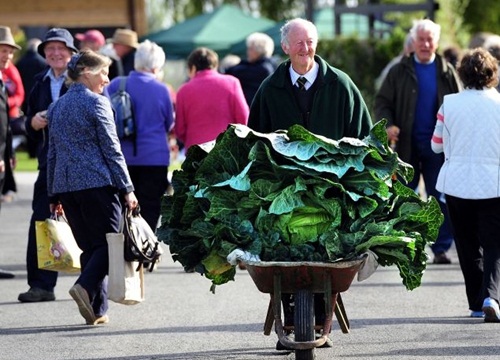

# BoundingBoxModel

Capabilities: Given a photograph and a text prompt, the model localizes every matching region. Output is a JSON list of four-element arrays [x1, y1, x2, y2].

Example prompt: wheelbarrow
[[245, 256, 366, 360]]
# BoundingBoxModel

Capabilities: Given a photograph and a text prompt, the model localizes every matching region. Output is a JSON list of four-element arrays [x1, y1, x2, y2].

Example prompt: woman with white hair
[[226, 32, 277, 105], [106, 40, 174, 231]]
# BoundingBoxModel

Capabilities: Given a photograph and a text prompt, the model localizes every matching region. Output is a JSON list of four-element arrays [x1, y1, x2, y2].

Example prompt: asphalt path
[[0, 172, 498, 360]]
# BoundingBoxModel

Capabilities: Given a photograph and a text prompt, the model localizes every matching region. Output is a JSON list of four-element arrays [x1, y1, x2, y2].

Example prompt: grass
[[15, 151, 38, 172], [15, 150, 183, 173]]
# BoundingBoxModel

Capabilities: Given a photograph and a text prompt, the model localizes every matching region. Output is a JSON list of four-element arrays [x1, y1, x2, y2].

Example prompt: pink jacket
[[175, 69, 249, 149]]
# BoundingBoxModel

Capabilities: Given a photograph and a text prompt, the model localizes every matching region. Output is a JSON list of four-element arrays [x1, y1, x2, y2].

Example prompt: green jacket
[[374, 53, 461, 162], [248, 55, 372, 140]]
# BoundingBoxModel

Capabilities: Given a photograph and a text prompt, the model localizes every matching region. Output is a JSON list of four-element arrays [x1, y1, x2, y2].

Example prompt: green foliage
[[158, 121, 443, 292], [317, 29, 405, 117], [461, 0, 500, 35], [154, 0, 304, 27]]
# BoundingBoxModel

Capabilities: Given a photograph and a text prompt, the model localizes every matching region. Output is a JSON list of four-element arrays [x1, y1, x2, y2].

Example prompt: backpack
[[110, 76, 137, 154]]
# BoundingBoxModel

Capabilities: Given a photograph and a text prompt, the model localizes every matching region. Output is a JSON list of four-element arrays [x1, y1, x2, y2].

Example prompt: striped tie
[[297, 76, 307, 90]]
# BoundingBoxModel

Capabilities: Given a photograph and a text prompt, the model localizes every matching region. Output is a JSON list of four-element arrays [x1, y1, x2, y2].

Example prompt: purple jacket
[[107, 71, 174, 166]]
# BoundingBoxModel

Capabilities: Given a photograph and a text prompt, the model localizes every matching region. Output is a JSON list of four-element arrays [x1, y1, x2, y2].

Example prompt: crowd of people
[[2, 14, 500, 351]]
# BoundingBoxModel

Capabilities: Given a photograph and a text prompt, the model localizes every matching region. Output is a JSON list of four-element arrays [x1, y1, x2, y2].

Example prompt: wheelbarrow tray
[[245, 257, 367, 352], [245, 258, 366, 294]]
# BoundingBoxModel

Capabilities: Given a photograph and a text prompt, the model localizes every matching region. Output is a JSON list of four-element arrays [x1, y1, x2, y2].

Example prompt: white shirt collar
[[289, 61, 319, 90], [413, 53, 436, 64]]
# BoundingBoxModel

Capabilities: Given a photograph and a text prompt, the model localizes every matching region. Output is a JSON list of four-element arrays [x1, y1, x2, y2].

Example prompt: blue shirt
[[44, 69, 67, 102], [413, 59, 438, 143]]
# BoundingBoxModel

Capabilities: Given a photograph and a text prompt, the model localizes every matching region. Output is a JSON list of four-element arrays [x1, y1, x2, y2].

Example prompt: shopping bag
[[106, 232, 144, 305], [36, 216, 82, 273]]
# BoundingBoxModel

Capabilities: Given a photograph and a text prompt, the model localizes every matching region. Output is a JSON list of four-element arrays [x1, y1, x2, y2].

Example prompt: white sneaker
[[470, 310, 484, 318], [482, 297, 500, 322]]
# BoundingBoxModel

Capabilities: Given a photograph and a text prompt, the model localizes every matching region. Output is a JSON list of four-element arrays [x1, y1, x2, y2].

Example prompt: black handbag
[[122, 206, 163, 272]]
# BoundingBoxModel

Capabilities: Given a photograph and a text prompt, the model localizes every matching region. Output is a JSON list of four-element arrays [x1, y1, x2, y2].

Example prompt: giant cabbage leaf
[[158, 120, 443, 292]]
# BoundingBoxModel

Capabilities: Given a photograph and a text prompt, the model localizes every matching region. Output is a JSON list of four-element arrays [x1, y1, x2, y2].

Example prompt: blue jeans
[[407, 140, 453, 255]]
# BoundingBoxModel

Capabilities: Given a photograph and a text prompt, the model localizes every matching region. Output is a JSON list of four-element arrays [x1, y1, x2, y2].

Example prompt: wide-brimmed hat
[[0, 26, 21, 50], [75, 29, 105, 47], [109, 29, 138, 48], [38, 28, 78, 57]]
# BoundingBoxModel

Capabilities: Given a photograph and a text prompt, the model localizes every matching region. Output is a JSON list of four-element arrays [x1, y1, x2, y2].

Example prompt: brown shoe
[[433, 252, 451, 264], [89, 314, 109, 325], [69, 284, 96, 325]]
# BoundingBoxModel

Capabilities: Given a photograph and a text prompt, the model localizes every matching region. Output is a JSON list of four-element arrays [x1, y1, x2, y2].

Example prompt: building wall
[[0, 0, 147, 36]]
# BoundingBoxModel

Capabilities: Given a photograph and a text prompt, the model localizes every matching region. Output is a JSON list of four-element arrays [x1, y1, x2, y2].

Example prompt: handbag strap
[[120, 204, 142, 233]]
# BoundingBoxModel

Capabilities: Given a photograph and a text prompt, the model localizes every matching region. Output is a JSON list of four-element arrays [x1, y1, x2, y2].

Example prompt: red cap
[[75, 29, 105, 47]]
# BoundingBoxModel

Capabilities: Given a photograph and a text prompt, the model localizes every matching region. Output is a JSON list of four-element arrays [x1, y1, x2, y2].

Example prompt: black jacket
[[226, 57, 277, 106], [25, 70, 69, 170], [374, 53, 461, 162]]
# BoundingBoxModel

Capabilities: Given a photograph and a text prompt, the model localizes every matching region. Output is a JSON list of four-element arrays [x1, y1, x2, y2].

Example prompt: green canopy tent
[[229, 21, 285, 57], [142, 4, 275, 59], [229, 8, 393, 58]]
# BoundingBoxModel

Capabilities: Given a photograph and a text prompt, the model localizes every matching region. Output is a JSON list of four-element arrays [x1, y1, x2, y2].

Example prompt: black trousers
[[127, 165, 168, 230], [282, 293, 326, 328], [1, 156, 16, 194], [26, 169, 58, 291], [60, 186, 121, 317], [446, 195, 500, 311]]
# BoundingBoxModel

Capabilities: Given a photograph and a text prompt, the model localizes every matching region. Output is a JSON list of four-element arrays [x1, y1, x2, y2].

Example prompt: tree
[[146, 0, 306, 33], [460, 0, 500, 35]]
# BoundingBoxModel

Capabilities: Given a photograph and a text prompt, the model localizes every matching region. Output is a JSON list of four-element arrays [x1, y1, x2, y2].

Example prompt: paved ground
[[0, 171, 498, 360]]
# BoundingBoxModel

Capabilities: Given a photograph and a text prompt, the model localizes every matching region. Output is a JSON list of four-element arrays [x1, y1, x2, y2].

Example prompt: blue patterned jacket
[[47, 83, 134, 198]]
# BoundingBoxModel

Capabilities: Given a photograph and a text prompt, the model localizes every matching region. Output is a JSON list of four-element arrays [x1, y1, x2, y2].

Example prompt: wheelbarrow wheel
[[294, 289, 315, 360]]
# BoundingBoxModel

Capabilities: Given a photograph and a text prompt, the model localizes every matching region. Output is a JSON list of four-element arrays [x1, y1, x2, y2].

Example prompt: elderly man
[[248, 18, 372, 350], [18, 28, 77, 302], [374, 19, 461, 265], [0, 26, 20, 279], [249, 18, 371, 140], [226, 32, 277, 106]]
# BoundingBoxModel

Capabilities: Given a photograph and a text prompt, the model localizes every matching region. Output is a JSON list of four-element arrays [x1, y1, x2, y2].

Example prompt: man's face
[[282, 25, 317, 75], [414, 29, 438, 63], [113, 43, 133, 58], [0, 44, 14, 70], [44, 41, 73, 74]]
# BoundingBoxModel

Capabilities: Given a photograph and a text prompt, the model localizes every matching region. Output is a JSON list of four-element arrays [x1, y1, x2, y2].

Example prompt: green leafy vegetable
[[158, 120, 443, 292]]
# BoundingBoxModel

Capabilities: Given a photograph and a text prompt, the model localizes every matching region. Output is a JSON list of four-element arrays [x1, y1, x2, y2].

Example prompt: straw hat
[[109, 29, 139, 48], [0, 26, 21, 50]]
